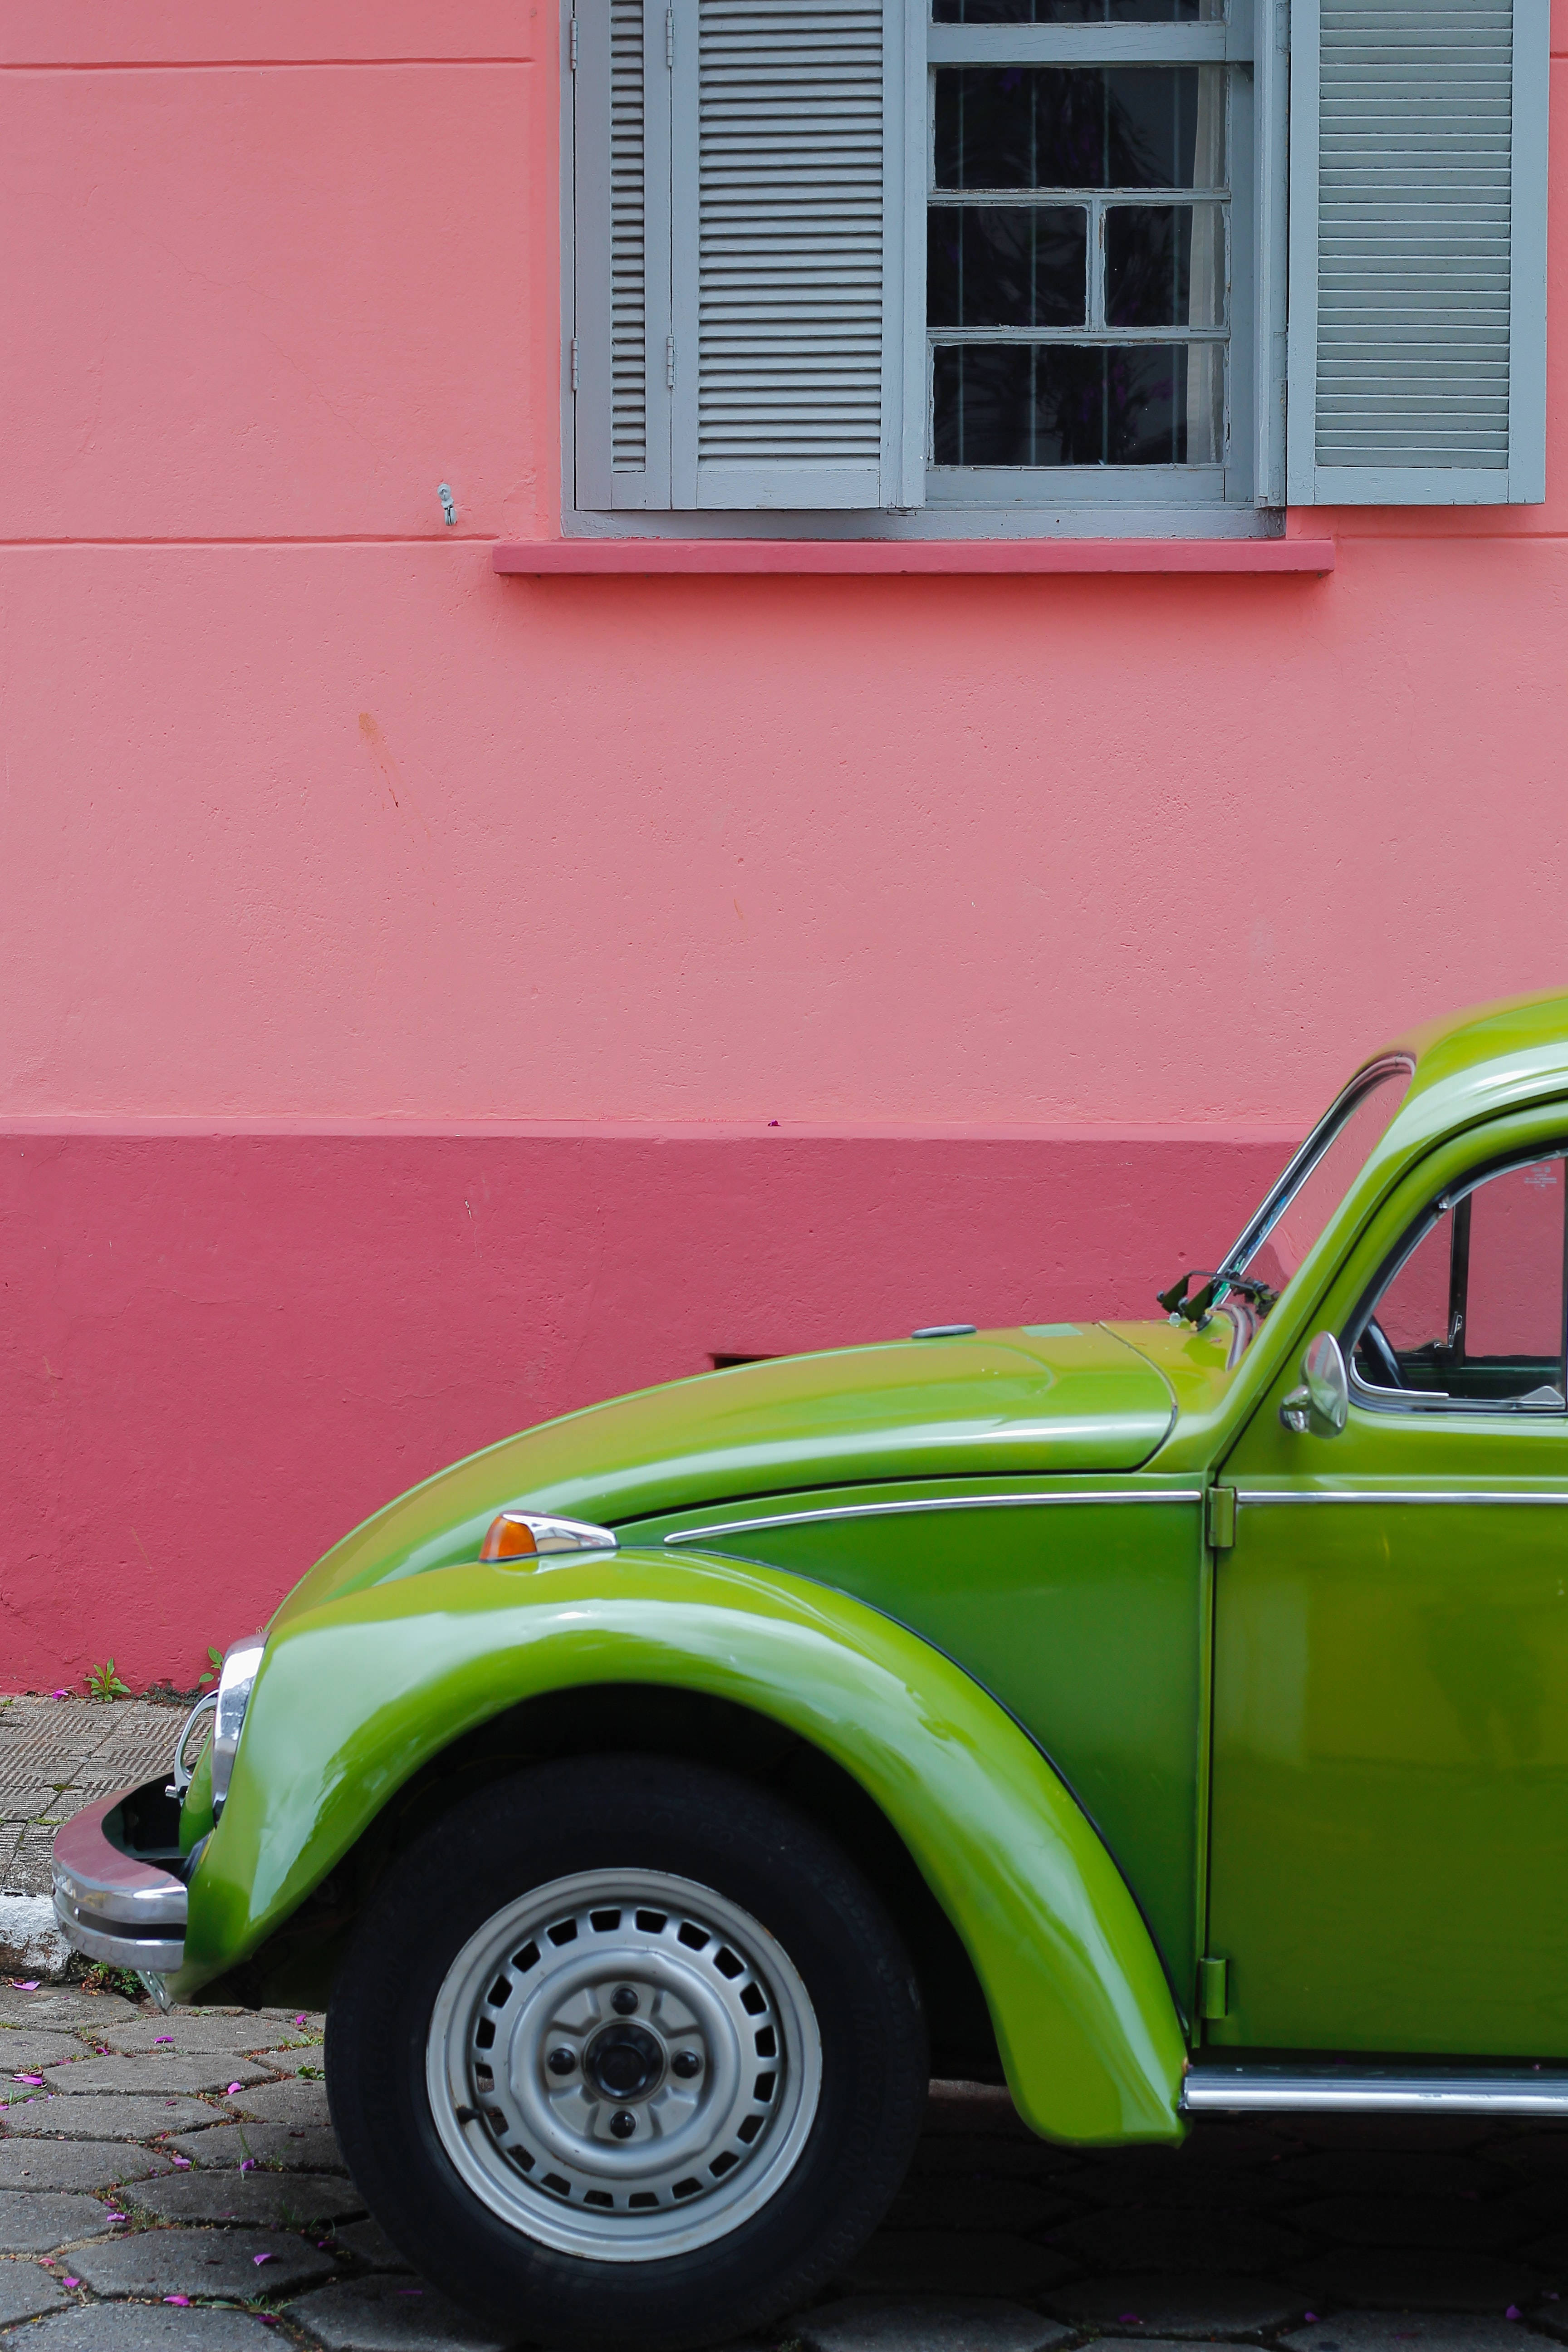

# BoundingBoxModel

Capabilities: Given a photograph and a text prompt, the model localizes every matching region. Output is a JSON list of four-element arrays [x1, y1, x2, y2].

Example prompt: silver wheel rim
[[426, 1867, 822, 2261]]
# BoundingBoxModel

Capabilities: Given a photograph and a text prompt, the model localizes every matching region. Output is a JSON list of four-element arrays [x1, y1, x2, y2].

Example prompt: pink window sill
[[492, 537, 1335, 576]]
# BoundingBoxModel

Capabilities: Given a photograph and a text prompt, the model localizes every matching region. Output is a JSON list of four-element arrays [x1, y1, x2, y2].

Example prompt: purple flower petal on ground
[[170, 2156, 191, 2168], [226, 2082, 242, 2095], [10, 1980, 40, 1991], [14, 2074, 43, 2085], [105, 2212, 125, 2223], [1507, 2309, 1523, 2322], [240, 2159, 255, 2174], [164, 2297, 190, 2307], [52, 1690, 68, 1700], [253, 2252, 273, 2266], [62, 2278, 79, 2290], [154, 2035, 173, 2045]]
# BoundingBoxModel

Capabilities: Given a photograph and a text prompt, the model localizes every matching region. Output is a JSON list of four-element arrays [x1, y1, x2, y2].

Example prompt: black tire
[[326, 1754, 928, 2351]]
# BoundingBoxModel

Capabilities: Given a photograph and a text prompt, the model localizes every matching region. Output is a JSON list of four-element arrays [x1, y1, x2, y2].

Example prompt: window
[[566, 0, 1549, 535], [927, 9, 1243, 494], [1351, 1152, 1568, 1415]]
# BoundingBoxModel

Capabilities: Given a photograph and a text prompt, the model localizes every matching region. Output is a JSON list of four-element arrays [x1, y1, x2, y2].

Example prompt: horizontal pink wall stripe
[[0, 1131, 1287, 1691], [0, 5, 534, 65]]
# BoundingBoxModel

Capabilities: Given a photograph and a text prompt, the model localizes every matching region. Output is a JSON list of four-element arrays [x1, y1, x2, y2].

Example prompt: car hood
[[271, 1323, 1175, 1625]]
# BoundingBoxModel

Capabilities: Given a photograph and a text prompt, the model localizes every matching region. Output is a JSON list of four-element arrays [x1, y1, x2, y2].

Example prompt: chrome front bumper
[[53, 1782, 188, 1974]]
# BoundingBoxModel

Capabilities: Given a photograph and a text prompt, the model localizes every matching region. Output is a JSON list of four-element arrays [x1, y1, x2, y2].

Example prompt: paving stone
[[0, 2189, 114, 2253], [0, 2142, 172, 2191], [1270, 2151, 1518, 2202], [0, 2031, 98, 2071], [1289, 2117, 1496, 2154], [226, 2079, 332, 2130], [126, 2170, 364, 2229], [1044, 2274, 1309, 2335], [69, 2223, 336, 2299], [1294, 2195, 1523, 2252], [41, 2056, 271, 2096], [1052, 2208, 1307, 2275], [884, 2177, 1071, 2234], [326, 2219, 412, 2272], [798, 2294, 1074, 2352], [836, 2231, 1073, 2298], [248, 2047, 327, 2078], [0, 2258, 70, 2323], [285, 2274, 512, 2350], [0, 1991, 141, 2028], [922, 2085, 1033, 2140], [1051, 2149, 1295, 2211], [1519, 2234, 1568, 2282], [0, 2092, 220, 2136], [10, 2306, 279, 2348], [165, 2121, 345, 2173], [909, 2135, 1073, 2181], [99, 2016, 301, 2057], [1283, 2319, 1535, 2352], [1291, 2249, 1542, 2312]]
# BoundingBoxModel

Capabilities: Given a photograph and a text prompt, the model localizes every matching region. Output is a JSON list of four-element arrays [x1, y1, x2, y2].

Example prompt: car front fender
[[177, 1548, 1187, 2144]]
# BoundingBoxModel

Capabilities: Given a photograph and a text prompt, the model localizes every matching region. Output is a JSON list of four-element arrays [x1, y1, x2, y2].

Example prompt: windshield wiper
[[1156, 1269, 1280, 1328]]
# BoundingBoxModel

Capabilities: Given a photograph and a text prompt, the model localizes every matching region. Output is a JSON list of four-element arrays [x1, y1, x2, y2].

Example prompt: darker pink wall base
[[0, 1133, 1285, 1691]]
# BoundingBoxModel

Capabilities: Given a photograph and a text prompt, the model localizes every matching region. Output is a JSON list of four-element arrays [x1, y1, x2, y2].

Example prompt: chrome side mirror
[[1280, 1331, 1349, 1437]]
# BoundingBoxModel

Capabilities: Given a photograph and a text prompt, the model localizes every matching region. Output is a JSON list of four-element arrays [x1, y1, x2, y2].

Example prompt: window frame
[[923, 13, 1252, 503], [1345, 1142, 1568, 1421], [559, 0, 1288, 542]]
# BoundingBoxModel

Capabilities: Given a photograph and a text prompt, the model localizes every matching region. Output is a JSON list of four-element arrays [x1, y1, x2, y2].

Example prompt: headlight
[[210, 1635, 267, 1819]]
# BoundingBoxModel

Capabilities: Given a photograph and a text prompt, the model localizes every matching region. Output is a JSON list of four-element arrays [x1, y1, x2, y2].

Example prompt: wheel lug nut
[[610, 2110, 636, 2138], [672, 2050, 702, 2079], [611, 1985, 639, 2015], [547, 2047, 577, 2076]]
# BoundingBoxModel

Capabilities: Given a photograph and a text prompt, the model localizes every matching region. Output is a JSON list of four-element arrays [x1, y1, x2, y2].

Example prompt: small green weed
[[198, 1646, 224, 1688], [80, 1963, 145, 1999], [84, 1659, 130, 1702], [294, 2063, 325, 2080]]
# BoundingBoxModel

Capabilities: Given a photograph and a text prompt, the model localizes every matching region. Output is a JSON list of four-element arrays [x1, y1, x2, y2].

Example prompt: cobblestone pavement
[[0, 1702, 188, 1899], [5, 1703, 1568, 2348]]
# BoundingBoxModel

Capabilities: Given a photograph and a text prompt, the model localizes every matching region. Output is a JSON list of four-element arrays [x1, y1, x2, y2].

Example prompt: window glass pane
[[933, 341, 1207, 463], [1355, 1156, 1567, 1409], [1369, 1219, 1451, 1358], [1105, 202, 1224, 326], [1466, 1161, 1565, 1362], [928, 206, 1088, 325], [933, 2, 1220, 21], [1238, 1067, 1412, 1299], [934, 67, 1223, 191]]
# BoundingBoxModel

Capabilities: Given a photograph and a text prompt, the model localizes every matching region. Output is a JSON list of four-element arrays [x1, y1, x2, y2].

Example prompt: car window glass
[[1236, 1064, 1412, 1301], [1354, 1153, 1567, 1411]]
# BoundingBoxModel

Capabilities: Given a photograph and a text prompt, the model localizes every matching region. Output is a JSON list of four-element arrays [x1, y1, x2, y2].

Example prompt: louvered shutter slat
[[1287, 0, 1548, 504], [669, 0, 924, 511]]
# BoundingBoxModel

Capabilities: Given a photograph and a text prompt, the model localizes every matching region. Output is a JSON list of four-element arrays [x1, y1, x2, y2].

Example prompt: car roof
[[1368, 988, 1568, 1171]]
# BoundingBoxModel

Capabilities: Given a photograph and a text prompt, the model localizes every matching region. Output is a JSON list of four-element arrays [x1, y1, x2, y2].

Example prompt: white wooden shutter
[[575, 0, 673, 509], [573, 0, 923, 514], [1287, 0, 1548, 504]]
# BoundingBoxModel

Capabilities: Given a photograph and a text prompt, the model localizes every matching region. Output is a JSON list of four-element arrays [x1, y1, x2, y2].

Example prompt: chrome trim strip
[[53, 1786, 187, 1975], [1184, 2066, 1568, 2117], [664, 1490, 1202, 1546], [1238, 1490, 1568, 1508]]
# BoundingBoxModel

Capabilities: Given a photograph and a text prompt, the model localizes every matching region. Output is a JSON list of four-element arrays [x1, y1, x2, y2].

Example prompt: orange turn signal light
[[480, 1513, 539, 1563]]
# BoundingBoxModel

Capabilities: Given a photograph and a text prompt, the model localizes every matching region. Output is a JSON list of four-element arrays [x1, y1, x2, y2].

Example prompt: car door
[[1208, 1128, 1568, 2058]]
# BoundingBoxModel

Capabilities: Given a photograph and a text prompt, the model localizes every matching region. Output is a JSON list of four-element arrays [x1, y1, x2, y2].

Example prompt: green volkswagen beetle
[[54, 990, 1568, 2345]]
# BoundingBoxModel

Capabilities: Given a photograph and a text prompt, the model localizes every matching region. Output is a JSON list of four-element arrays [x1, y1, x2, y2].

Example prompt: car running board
[[1183, 2063, 1568, 2117]]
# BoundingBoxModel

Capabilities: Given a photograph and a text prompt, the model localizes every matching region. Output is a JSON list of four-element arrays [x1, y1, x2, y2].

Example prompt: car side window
[[1352, 1152, 1568, 1413]]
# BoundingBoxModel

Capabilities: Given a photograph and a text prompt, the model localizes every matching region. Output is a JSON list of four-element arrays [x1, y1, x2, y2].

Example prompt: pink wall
[[0, 1131, 1284, 1692], [2, 7, 1566, 1681]]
